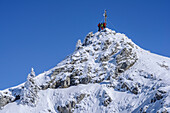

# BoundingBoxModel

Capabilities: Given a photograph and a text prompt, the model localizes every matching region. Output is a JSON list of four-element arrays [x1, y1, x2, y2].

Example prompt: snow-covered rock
[[0, 28, 170, 113]]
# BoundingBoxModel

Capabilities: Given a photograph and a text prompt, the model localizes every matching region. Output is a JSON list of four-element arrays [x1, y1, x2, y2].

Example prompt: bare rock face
[[103, 96, 112, 107], [131, 86, 139, 95], [57, 102, 74, 113], [61, 76, 71, 88], [79, 76, 91, 84], [39, 29, 139, 90], [120, 82, 130, 91], [52, 67, 66, 76], [0, 92, 14, 109], [57, 101, 75, 113], [76, 94, 85, 104], [0, 93, 8, 109], [151, 90, 166, 103], [57, 94, 85, 113], [0, 87, 23, 109], [82, 32, 94, 46], [116, 48, 138, 74], [98, 90, 112, 107]]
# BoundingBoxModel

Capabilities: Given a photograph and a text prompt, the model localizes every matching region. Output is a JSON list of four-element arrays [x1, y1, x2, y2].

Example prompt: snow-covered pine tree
[[19, 68, 40, 107]]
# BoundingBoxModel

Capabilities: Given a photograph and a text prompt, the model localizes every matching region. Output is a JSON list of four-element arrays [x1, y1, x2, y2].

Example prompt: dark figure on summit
[[101, 23, 104, 30], [103, 22, 106, 28], [98, 23, 101, 31]]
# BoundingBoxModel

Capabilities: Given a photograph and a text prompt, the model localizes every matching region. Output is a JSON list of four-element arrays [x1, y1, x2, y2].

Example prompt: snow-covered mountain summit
[[0, 28, 170, 113]]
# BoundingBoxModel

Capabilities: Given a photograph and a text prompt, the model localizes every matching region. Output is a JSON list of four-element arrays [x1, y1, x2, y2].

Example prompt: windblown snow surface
[[0, 28, 170, 113]]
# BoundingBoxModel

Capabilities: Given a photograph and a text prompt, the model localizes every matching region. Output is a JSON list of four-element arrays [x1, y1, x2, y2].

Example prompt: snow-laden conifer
[[19, 68, 40, 107]]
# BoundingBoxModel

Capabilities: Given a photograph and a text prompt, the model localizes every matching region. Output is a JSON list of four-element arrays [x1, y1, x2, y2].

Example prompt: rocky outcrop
[[57, 101, 76, 113], [82, 32, 94, 46], [116, 48, 138, 74], [151, 90, 167, 103], [98, 90, 112, 107], [57, 94, 86, 113], [0, 91, 16, 109], [60, 76, 71, 88], [0, 93, 10, 109], [79, 76, 91, 84], [76, 94, 86, 104], [103, 96, 112, 107], [39, 30, 139, 91]]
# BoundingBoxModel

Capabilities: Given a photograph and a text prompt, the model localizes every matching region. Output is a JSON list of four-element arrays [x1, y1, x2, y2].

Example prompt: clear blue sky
[[0, 0, 170, 90]]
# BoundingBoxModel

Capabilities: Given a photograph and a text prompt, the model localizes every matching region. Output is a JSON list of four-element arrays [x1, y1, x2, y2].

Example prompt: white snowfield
[[0, 28, 170, 113]]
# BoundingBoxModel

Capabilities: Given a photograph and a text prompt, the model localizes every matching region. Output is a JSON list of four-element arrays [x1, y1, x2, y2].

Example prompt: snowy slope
[[0, 28, 170, 113]]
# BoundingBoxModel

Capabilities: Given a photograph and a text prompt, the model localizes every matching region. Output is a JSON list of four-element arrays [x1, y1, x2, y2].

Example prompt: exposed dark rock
[[52, 67, 66, 76], [76, 94, 85, 103], [57, 101, 76, 113], [98, 90, 112, 107], [161, 109, 168, 113], [57, 93, 85, 113], [158, 89, 167, 94], [0, 93, 12, 108], [155, 92, 164, 100], [103, 96, 112, 107], [70, 77, 79, 86], [131, 87, 139, 95], [80, 76, 91, 84], [82, 32, 94, 46], [57, 105, 72, 113], [79, 58, 88, 63], [13, 95, 20, 101], [61, 76, 71, 88], [100, 55, 110, 62], [121, 82, 130, 91], [41, 84, 50, 90], [151, 90, 166, 103], [116, 48, 138, 74]]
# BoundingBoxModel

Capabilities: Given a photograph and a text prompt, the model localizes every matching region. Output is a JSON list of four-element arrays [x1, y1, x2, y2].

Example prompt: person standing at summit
[[98, 23, 101, 31], [101, 23, 104, 30], [103, 22, 106, 28]]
